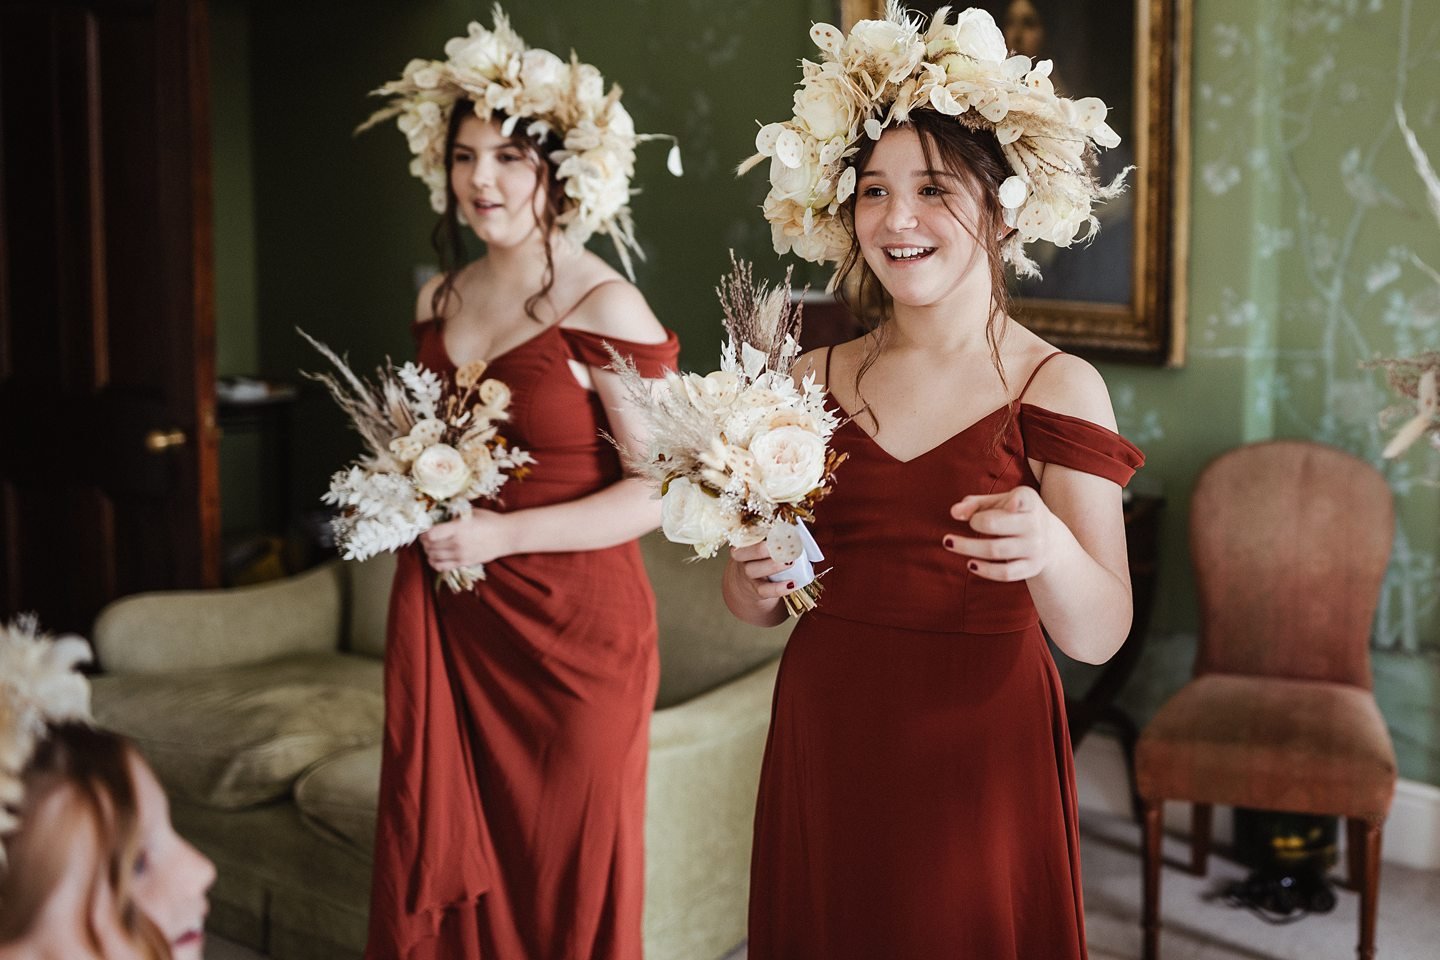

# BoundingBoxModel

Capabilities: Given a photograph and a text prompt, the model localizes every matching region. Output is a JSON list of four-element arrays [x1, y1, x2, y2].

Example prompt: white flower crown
[[0, 615, 92, 863], [358, 4, 681, 279], [738, 2, 1130, 282]]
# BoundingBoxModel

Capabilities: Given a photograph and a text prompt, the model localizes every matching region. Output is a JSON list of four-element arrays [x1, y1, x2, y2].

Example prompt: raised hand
[[943, 486, 1058, 582]]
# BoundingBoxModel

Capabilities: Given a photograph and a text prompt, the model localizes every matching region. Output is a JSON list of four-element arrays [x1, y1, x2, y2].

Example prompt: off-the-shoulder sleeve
[[1019, 404, 1146, 487], [560, 326, 681, 378]]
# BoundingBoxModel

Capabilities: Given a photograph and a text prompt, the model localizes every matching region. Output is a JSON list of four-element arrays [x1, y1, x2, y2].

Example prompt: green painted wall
[[213, 0, 1440, 781], [211, 0, 263, 537], [1090, 0, 1440, 785]]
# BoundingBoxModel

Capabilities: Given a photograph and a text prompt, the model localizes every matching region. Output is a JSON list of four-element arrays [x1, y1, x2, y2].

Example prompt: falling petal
[[667, 143, 684, 177]]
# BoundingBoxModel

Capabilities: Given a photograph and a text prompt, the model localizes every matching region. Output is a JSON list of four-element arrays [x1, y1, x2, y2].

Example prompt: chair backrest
[[1189, 440, 1393, 687]]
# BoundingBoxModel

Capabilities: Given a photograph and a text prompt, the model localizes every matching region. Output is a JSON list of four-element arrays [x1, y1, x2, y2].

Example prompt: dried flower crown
[[739, 2, 1130, 282], [0, 615, 93, 863], [358, 4, 681, 279]]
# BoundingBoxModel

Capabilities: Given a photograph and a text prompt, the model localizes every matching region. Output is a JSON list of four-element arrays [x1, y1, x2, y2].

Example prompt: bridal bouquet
[[610, 257, 845, 616], [301, 331, 534, 591]]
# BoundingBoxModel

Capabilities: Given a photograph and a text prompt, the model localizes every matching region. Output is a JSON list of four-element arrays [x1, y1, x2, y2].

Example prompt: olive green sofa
[[90, 534, 789, 960]]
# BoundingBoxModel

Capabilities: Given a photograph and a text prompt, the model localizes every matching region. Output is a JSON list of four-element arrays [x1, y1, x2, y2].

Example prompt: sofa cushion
[[295, 744, 381, 856], [94, 563, 346, 674], [92, 653, 384, 809], [639, 533, 793, 709], [344, 554, 395, 659]]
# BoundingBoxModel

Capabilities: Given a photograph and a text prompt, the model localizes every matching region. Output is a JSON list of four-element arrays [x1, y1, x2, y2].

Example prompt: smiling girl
[[726, 7, 1143, 958]]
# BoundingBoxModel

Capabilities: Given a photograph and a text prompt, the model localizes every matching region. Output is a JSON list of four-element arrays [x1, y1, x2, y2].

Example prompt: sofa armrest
[[93, 562, 346, 675], [644, 657, 779, 960]]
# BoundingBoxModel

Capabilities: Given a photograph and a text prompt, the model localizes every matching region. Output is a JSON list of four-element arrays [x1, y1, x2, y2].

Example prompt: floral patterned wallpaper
[[1098, 0, 1440, 784]]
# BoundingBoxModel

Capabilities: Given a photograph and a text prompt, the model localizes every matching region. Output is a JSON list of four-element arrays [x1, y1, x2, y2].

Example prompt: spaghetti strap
[[824, 345, 836, 386], [556, 278, 627, 323], [1017, 351, 1065, 403]]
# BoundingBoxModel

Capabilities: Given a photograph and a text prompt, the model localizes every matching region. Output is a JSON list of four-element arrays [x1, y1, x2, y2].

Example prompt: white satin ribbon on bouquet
[[765, 520, 825, 591]]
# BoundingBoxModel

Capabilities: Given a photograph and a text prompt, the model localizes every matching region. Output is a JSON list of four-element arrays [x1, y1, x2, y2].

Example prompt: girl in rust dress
[[360, 14, 679, 960], [726, 8, 1143, 958]]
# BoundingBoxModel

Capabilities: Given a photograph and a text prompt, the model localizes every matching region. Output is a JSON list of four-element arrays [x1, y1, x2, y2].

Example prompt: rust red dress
[[364, 311, 680, 960], [747, 351, 1144, 960]]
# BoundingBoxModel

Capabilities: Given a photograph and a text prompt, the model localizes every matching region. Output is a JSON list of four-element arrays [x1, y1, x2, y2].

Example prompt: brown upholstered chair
[[1135, 440, 1398, 960]]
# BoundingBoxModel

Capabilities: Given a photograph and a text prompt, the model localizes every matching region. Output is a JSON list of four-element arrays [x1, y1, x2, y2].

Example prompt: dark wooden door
[[0, 0, 219, 634]]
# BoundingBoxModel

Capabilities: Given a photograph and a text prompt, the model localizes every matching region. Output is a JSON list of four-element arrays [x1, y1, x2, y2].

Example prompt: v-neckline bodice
[[832, 402, 1014, 465]]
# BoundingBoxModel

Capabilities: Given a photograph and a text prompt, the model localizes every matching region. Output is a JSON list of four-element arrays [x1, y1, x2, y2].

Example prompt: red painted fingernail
[[787, 581, 796, 590], [968, 561, 979, 572], [943, 536, 955, 549]]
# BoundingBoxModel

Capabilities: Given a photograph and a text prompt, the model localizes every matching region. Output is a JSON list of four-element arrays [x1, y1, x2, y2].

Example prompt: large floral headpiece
[[739, 2, 1129, 281], [359, 4, 681, 278], [0, 615, 92, 863]]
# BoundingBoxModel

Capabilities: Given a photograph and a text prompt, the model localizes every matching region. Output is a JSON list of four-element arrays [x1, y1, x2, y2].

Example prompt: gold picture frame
[[845, 0, 1192, 366]]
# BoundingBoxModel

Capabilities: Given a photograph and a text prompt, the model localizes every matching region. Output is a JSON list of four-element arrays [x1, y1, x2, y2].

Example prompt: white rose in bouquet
[[660, 477, 731, 551], [413, 444, 472, 500], [750, 426, 827, 505]]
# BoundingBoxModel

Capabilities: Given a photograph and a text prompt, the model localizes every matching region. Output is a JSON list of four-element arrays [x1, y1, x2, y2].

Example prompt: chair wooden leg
[[1345, 816, 1365, 890], [1142, 798, 1163, 960], [1190, 803, 1212, 876], [1352, 818, 1382, 960]]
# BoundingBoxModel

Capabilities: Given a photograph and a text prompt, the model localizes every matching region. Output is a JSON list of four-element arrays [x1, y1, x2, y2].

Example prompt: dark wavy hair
[[0, 723, 171, 959], [834, 110, 1017, 440], [427, 101, 568, 325]]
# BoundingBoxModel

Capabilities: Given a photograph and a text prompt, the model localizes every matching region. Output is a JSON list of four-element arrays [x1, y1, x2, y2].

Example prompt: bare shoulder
[[561, 277, 667, 344], [1019, 352, 1119, 432], [414, 272, 447, 324], [792, 333, 870, 387]]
